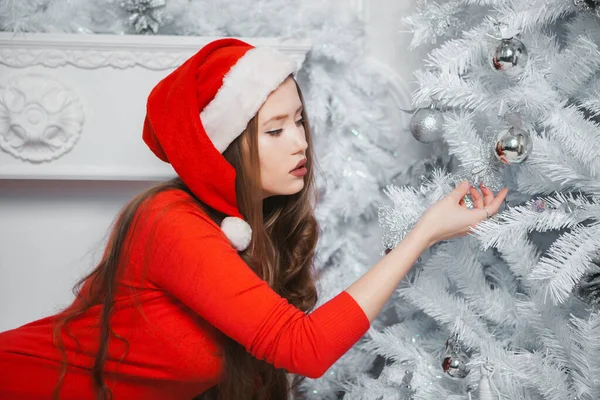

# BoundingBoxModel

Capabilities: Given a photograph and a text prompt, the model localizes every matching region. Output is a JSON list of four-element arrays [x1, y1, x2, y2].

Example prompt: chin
[[264, 181, 305, 198]]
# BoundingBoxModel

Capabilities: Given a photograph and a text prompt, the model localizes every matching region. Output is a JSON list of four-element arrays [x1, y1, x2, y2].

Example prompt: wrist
[[410, 219, 435, 250]]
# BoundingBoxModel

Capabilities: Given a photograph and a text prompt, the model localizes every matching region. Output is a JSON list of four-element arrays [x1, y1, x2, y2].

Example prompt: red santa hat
[[142, 38, 298, 251]]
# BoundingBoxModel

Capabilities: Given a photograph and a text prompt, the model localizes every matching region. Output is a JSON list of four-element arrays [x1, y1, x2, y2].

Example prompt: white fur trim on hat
[[200, 47, 299, 153], [221, 216, 252, 251]]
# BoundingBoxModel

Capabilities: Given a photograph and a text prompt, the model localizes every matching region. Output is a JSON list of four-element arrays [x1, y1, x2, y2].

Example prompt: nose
[[291, 124, 308, 154]]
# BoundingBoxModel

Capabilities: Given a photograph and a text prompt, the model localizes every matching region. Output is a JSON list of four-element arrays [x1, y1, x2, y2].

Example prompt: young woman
[[0, 38, 508, 400]]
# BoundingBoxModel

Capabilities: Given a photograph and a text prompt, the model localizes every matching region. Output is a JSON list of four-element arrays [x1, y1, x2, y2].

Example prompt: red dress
[[0, 189, 370, 399]]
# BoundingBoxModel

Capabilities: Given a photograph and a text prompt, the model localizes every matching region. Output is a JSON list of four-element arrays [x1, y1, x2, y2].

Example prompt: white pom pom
[[221, 216, 252, 251]]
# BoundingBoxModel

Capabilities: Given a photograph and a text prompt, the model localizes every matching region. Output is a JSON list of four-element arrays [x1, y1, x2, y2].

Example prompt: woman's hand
[[414, 181, 509, 247]]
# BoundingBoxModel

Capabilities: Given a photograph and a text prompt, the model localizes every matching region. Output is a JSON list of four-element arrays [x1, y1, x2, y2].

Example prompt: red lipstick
[[290, 158, 307, 177]]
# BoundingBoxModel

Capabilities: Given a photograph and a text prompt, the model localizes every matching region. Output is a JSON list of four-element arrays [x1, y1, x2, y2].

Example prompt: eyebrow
[[263, 105, 303, 125]]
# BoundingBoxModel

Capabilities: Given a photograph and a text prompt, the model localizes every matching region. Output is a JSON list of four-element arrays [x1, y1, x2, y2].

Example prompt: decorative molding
[[0, 74, 84, 163], [0, 32, 312, 71]]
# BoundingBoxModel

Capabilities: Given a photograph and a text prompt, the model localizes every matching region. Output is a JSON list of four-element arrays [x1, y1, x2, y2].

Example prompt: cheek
[[257, 137, 284, 183]]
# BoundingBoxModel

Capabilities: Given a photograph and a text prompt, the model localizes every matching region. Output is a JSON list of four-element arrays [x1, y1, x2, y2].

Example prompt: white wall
[[0, 180, 159, 330], [0, 0, 425, 332], [365, 0, 425, 88]]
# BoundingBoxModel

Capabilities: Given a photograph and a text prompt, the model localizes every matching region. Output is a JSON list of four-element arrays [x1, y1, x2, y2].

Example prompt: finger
[[480, 183, 495, 206], [450, 181, 471, 201], [459, 198, 465, 207], [486, 188, 509, 214], [470, 187, 484, 209]]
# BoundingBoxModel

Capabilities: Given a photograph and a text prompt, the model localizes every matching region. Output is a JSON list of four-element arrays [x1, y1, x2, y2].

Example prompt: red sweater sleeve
[[140, 195, 370, 379]]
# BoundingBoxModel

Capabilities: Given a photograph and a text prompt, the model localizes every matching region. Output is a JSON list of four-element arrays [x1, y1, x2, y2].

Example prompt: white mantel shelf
[[0, 32, 312, 70]]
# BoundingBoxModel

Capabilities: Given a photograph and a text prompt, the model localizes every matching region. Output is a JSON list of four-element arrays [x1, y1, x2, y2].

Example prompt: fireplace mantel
[[0, 33, 311, 180]]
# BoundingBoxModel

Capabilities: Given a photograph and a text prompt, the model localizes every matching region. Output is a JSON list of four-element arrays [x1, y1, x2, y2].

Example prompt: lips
[[290, 158, 307, 172]]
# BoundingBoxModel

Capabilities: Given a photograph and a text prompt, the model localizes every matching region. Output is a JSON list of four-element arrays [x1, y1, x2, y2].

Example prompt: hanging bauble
[[493, 127, 533, 164], [574, 0, 600, 18], [441, 337, 470, 378], [409, 108, 444, 143], [442, 353, 469, 378], [490, 37, 528, 72]]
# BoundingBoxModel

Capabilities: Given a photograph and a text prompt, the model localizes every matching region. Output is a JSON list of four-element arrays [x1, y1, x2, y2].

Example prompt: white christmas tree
[[343, 1, 600, 399], [0, 1, 415, 397]]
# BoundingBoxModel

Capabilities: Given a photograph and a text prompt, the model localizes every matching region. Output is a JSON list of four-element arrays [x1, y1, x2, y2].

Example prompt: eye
[[266, 129, 282, 136], [265, 117, 304, 136]]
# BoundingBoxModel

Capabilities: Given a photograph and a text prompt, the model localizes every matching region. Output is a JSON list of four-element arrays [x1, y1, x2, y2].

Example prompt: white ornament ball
[[221, 216, 252, 251]]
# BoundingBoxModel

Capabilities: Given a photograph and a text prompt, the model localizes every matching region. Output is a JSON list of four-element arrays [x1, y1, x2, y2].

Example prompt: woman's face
[[256, 77, 308, 199]]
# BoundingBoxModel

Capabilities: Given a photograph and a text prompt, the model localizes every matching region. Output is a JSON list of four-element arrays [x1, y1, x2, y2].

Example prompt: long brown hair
[[51, 78, 319, 400]]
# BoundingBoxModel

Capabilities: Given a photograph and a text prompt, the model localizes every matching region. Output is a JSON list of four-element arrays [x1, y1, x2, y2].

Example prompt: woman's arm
[[346, 181, 508, 322], [345, 223, 430, 323]]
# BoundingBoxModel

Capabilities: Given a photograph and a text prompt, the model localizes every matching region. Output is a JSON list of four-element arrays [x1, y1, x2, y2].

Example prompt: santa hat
[[142, 38, 298, 251]]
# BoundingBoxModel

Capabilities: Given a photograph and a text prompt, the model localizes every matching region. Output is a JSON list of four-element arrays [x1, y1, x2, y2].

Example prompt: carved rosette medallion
[[0, 74, 84, 163]]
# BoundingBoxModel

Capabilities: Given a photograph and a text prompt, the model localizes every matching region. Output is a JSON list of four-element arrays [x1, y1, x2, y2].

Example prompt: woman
[[0, 38, 507, 400]]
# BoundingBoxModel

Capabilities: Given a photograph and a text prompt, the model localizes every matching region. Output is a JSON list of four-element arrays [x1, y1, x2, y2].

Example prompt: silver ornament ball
[[442, 355, 469, 378], [441, 338, 470, 379], [410, 108, 444, 143], [494, 127, 533, 164], [491, 38, 528, 72]]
